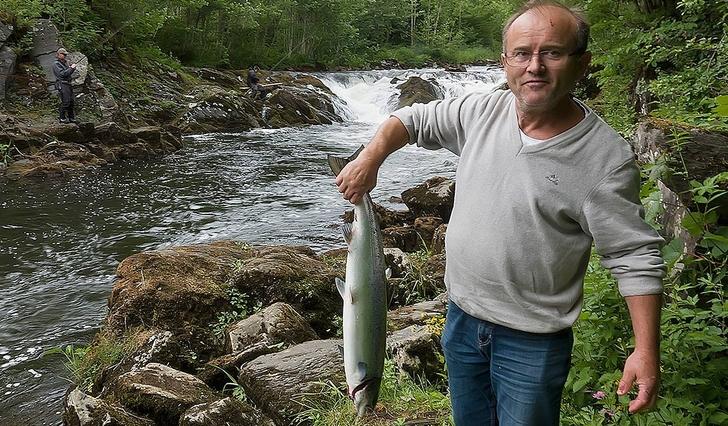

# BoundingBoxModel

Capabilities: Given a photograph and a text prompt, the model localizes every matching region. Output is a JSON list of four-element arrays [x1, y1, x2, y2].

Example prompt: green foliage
[[0, 140, 15, 165], [213, 365, 248, 402], [562, 160, 728, 424], [44, 345, 89, 387], [586, 0, 728, 132], [0, 0, 42, 26], [213, 286, 260, 337], [44, 330, 141, 392], [561, 252, 727, 424]]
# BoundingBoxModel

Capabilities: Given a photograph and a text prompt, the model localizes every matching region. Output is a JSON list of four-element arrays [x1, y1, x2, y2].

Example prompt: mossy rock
[[228, 245, 341, 337]]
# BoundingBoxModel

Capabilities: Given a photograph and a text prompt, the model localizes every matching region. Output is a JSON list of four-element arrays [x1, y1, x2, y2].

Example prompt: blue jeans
[[441, 300, 573, 426]]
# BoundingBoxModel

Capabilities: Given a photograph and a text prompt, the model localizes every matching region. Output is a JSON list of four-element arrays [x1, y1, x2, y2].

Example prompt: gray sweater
[[392, 89, 665, 333]]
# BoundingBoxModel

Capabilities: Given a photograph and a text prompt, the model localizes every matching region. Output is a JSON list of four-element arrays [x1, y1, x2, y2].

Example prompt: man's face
[[57, 52, 66, 61], [502, 6, 591, 113]]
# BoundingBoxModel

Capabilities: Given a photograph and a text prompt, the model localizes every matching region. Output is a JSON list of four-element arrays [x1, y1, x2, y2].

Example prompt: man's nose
[[526, 53, 545, 72]]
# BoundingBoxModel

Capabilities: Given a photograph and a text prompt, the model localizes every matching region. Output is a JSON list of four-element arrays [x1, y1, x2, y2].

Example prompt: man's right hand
[[70, 64, 77, 69], [335, 116, 410, 204], [335, 153, 379, 205]]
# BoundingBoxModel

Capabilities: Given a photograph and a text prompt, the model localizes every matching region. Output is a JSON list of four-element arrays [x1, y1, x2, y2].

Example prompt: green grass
[[294, 359, 452, 426], [45, 329, 145, 392]]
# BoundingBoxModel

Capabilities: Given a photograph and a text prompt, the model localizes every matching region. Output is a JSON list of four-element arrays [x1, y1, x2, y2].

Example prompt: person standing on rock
[[333, 1, 664, 425], [53, 47, 77, 123], [247, 65, 266, 100]]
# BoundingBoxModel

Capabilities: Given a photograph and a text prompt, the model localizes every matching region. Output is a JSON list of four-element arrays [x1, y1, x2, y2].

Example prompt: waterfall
[[316, 66, 506, 124]]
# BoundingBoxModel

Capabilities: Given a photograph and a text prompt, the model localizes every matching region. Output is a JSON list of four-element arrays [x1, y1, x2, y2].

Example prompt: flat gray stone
[[388, 294, 447, 331], [238, 339, 344, 425], [102, 363, 219, 424], [226, 302, 318, 353], [63, 388, 155, 426], [179, 397, 275, 426]]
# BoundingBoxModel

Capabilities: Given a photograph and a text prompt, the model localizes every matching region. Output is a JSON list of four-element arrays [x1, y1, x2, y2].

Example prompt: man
[[334, 1, 664, 425], [246, 65, 266, 100], [52, 48, 77, 123]]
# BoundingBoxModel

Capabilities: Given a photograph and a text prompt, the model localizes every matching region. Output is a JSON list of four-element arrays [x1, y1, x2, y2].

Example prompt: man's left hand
[[617, 350, 660, 413]]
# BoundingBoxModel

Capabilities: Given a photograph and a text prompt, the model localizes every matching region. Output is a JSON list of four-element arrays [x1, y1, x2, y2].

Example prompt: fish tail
[[327, 145, 365, 176]]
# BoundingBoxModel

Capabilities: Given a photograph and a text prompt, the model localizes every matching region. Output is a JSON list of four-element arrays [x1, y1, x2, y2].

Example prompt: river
[[0, 66, 503, 424]]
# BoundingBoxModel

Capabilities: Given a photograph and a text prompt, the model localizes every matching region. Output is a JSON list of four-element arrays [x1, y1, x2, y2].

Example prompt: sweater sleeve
[[390, 93, 480, 156], [580, 159, 665, 296]]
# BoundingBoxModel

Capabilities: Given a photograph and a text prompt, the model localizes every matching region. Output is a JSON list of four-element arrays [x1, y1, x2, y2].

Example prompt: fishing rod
[[269, 35, 309, 71]]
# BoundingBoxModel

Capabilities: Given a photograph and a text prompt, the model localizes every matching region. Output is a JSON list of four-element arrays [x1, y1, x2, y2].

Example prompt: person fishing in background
[[52, 47, 77, 123], [246, 64, 267, 100]]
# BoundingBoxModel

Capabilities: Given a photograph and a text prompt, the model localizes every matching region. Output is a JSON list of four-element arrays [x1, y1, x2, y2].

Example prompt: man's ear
[[500, 53, 507, 67]]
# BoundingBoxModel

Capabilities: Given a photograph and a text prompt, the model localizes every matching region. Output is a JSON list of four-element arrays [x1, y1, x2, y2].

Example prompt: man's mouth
[[524, 80, 549, 87]]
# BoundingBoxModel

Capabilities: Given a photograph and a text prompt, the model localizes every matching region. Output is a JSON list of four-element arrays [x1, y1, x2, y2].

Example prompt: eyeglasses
[[502, 49, 584, 68]]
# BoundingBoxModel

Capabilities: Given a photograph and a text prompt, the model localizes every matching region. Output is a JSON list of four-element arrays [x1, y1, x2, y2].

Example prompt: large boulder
[[31, 19, 61, 87], [401, 176, 455, 222], [343, 202, 413, 228], [264, 88, 341, 128], [179, 397, 275, 426], [397, 76, 443, 108], [0, 45, 16, 100], [414, 216, 444, 249], [107, 241, 256, 365], [178, 86, 261, 133], [387, 325, 444, 384], [102, 363, 219, 425], [238, 339, 345, 425], [229, 245, 340, 336], [382, 225, 421, 252], [0, 22, 12, 44], [67, 51, 89, 86], [633, 121, 728, 254], [63, 387, 155, 426]]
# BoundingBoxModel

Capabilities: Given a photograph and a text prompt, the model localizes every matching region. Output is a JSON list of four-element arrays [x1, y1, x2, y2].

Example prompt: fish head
[[351, 378, 381, 417]]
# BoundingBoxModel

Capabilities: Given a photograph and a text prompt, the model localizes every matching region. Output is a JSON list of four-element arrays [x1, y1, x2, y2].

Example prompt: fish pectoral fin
[[336, 277, 354, 304], [335, 277, 346, 298], [356, 361, 368, 382], [341, 223, 353, 244]]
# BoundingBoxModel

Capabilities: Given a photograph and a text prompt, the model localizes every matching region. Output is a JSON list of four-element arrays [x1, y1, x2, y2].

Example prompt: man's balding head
[[502, 0, 589, 55]]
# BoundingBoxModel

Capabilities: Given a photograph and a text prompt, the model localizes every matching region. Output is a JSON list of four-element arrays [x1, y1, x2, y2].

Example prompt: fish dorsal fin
[[335, 277, 346, 298], [341, 223, 353, 244], [327, 145, 365, 176]]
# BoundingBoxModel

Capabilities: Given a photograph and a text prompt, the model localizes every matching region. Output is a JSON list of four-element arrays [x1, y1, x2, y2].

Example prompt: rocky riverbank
[[61, 176, 455, 425], [0, 20, 346, 181]]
